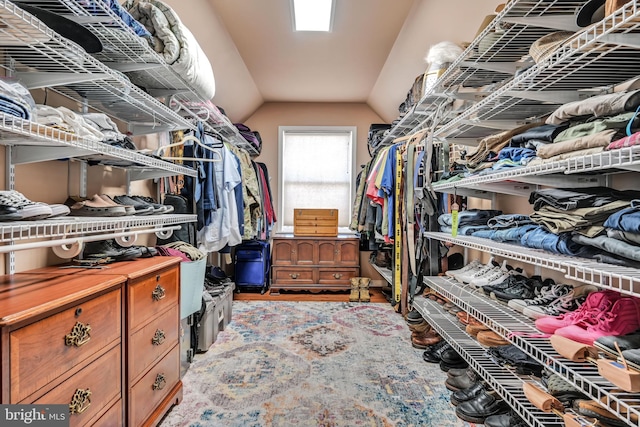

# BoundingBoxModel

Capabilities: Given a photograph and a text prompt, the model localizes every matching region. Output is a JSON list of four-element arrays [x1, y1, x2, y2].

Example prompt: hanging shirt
[[198, 145, 242, 253], [380, 144, 400, 240]]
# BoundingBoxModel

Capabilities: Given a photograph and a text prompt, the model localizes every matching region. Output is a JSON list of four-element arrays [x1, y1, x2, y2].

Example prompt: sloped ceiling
[[165, 0, 500, 123]]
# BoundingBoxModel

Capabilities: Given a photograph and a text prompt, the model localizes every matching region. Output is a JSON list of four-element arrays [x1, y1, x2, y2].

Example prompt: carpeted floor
[[160, 301, 472, 427]]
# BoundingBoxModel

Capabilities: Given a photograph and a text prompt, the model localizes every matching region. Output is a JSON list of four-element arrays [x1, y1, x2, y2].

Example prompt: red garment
[[258, 166, 275, 225], [607, 131, 640, 150]]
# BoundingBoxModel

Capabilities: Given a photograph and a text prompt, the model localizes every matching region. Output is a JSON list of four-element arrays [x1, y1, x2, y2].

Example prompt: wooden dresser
[[0, 272, 126, 426], [79, 257, 182, 427], [6, 256, 183, 426], [271, 234, 360, 294]]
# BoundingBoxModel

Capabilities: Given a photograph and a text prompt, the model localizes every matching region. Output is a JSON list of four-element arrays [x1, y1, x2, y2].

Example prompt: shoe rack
[[373, 1, 640, 426], [0, 0, 255, 273]]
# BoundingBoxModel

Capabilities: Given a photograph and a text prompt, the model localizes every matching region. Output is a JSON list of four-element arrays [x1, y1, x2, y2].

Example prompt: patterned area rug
[[160, 301, 472, 427]]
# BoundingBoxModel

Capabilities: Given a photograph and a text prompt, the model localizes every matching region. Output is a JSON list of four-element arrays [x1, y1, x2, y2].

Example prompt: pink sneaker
[[554, 297, 640, 345], [535, 290, 622, 334]]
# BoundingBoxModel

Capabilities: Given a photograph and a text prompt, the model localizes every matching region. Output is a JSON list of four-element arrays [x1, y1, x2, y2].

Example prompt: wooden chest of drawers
[[0, 273, 126, 426], [271, 235, 360, 294]]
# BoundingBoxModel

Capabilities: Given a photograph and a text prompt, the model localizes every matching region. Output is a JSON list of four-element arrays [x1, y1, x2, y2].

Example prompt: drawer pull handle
[[65, 321, 91, 347], [152, 373, 166, 391], [289, 273, 298, 279], [152, 284, 166, 301], [152, 329, 166, 346], [333, 273, 343, 279], [69, 388, 91, 414]]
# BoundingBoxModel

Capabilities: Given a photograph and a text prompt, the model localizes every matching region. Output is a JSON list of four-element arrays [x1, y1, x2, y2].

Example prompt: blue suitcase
[[234, 240, 270, 294]]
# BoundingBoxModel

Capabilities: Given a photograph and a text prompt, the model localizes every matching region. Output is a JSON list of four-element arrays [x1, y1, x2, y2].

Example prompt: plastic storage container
[[180, 257, 206, 319]]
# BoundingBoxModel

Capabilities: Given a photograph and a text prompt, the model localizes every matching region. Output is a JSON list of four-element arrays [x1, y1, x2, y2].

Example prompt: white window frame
[[277, 126, 357, 234]]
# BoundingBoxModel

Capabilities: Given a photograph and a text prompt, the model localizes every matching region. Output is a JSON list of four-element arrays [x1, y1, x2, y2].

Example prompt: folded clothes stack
[[0, 78, 36, 120], [438, 209, 502, 236]]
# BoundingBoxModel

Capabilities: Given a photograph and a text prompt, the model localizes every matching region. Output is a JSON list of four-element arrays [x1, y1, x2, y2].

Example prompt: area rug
[[160, 301, 472, 427]]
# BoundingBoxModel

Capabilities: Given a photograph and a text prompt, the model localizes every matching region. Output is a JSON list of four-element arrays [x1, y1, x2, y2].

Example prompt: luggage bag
[[234, 240, 270, 294]]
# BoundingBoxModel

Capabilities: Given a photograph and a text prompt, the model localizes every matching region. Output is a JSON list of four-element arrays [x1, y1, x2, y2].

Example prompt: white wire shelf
[[431, 145, 640, 196], [13, 0, 260, 153], [0, 214, 195, 244], [425, 231, 640, 297], [437, 2, 640, 139], [0, 113, 198, 178], [0, 1, 194, 135], [422, 276, 640, 427], [424, 231, 585, 273], [413, 297, 565, 427], [377, 0, 589, 148], [370, 262, 392, 285]]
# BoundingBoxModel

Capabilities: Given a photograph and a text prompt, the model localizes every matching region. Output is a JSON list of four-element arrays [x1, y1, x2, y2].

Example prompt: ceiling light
[[292, 0, 334, 32]]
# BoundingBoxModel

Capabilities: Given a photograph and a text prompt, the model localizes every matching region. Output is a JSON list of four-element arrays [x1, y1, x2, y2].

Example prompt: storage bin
[[180, 257, 206, 319], [196, 298, 215, 353]]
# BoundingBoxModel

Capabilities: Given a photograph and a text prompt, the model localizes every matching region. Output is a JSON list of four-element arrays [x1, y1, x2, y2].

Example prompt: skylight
[[292, 0, 334, 32]]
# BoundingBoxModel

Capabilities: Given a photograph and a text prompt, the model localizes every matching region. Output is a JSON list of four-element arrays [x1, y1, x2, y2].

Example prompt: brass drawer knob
[[69, 388, 91, 414], [152, 329, 166, 346], [333, 273, 342, 279], [289, 273, 298, 279], [65, 321, 91, 347], [152, 284, 166, 301], [152, 373, 166, 391]]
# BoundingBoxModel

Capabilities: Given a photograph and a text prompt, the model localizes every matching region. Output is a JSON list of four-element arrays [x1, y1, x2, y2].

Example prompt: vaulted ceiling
[[164, 0, 500, 123]]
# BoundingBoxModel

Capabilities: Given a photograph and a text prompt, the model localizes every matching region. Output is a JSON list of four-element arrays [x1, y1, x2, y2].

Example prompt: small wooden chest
[[293, 208, 338, 237]]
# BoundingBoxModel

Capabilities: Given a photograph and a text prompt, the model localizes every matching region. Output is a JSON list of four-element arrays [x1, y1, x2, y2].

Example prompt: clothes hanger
[[156, 135, 222, 162]]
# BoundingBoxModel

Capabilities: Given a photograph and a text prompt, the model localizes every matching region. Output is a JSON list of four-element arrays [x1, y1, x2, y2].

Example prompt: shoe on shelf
[[477, 330, 509, 347], [445, 368, 479, 391], [405, 308, 423, 324], [455, 390, 509, 424], [112, 195, 154, 215], [554, 297, 640, 345], [484, 411, 526, 427], [446, 260, 481, 280], [447, 367, 472, 378], [450, 381, 490, 406], [594, 331, 640, 358], [522, 285, 597, 320], [456, 260, 499, 284], [489, 276, 548, 303], [0, 190, 54, 220], [0, 204, 22, 221], [98, 194, 136, 215], [575, 399, 631, 427], [466, 318, 490, 337], [412, 330, 441, 349], [83, 239, 142, 261], [535, 290, 622, 334], [65, 195, 127, 217], [130, 195, 170, 214], [508, 283, 572, 313], [422, 340, 452, 363]]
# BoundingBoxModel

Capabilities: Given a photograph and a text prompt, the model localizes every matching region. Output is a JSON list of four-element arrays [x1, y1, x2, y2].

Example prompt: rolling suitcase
[[234, 240, 270, 294]]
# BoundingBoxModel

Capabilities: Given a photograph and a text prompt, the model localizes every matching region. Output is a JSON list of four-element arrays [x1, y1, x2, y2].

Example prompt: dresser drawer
[[10, 289, 122, 403], [129, 304, 179, 383], [272, 267, 314, 284], [129, 267, 179, 330], [317, 267, 359, 285], [93, 399, 123, 427], [130, 345, 180, 427], [32, 344, 122, 427]]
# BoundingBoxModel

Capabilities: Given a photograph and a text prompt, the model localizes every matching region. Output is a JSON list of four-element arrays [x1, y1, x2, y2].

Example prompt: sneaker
[[470, 267, 508, 288], [523, 285, 598, 320], [446, 260, 481, 279], [130, 195, 171, 214], [509, 283, 572, 313], [535, 290, 622, 334], [83, 239, 142, 261], [0, 191, 53, 220], [98, 194, 136, 215], [456, 260, 498, 284], [555, 297, 640, 345], [112, 195, 154, 215]]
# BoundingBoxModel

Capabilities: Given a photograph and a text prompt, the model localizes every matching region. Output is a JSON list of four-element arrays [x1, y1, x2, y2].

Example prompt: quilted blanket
[[123, 0, 216, 100]]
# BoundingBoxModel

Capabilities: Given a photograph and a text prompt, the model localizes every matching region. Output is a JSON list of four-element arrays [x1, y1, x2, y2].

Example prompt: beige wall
[[244, 101, 383, 228]]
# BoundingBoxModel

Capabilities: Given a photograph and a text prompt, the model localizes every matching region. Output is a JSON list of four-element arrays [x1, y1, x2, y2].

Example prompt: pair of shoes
[[445, 368, 479, 391], [349, 277, 371, 302], [422, 340, 451, 363], [412, 329, 441, 349], [477, 330, 509, 347], [512, 283, 597, 320], [0, 190, 68, 220], [128, 195, 174, 214], [536, 290, 640, 345], [484, 410, 527, 427], [485, 274, 546, 302], [575, 399, 630, 427], [440, 348, 468, 371], [66, 194, 129, 217], [455, 389, 509, 423], [466, 318, 489, 337], [82, 239, 143, 262], [450, 381, 487, 406]]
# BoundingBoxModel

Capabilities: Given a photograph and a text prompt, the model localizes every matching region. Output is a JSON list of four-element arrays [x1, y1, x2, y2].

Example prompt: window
[[278, 126, 356, 232]]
